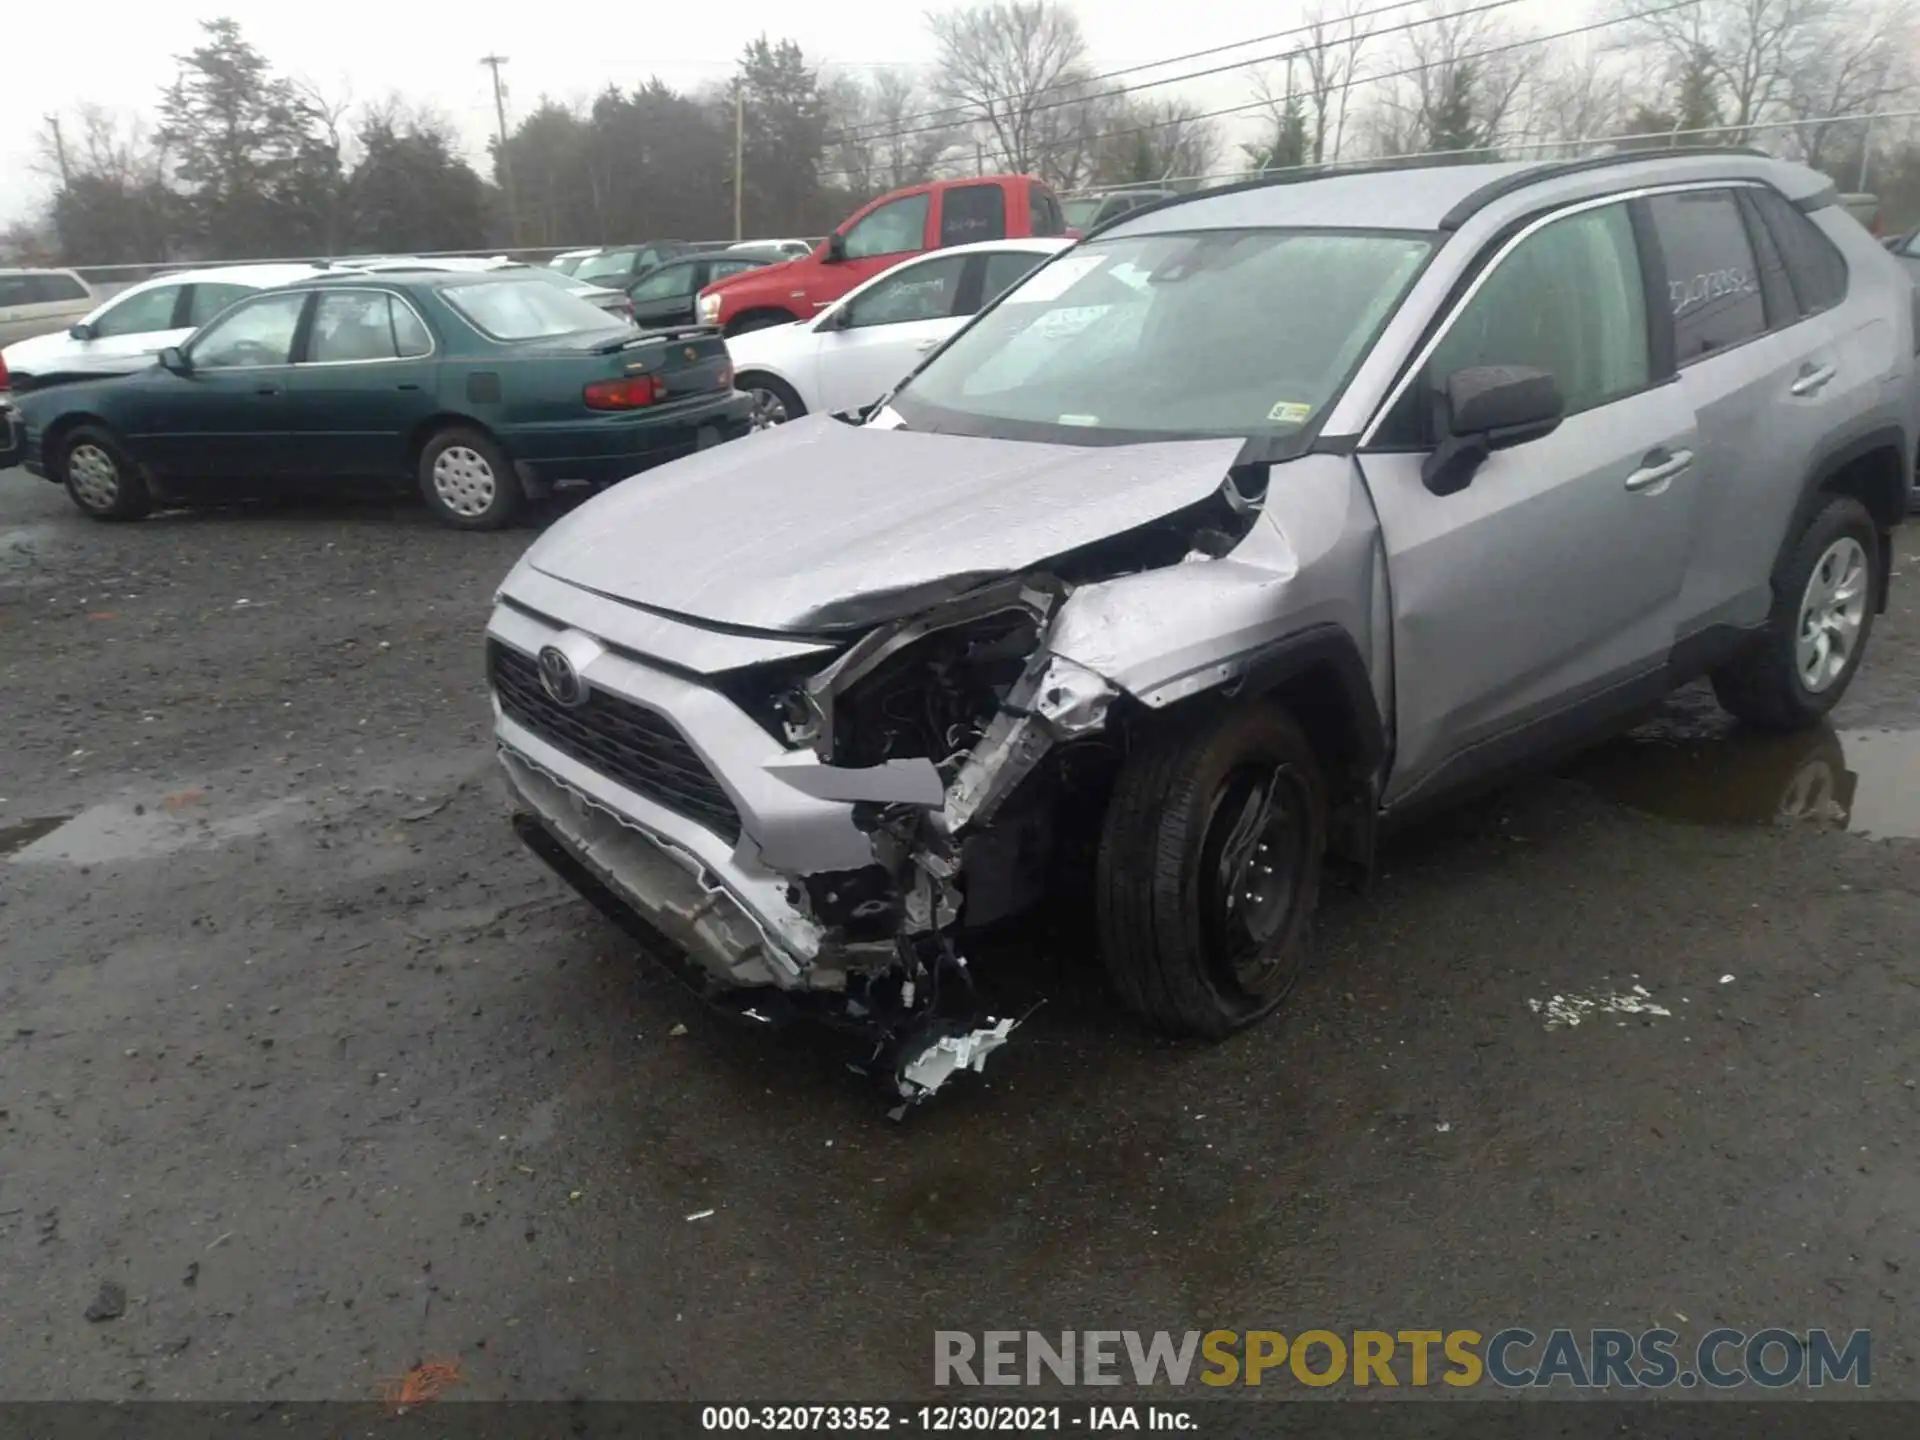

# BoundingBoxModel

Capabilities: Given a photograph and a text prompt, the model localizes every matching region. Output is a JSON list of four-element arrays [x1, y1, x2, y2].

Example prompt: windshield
[[1061, 198, 1102, 229], [891, 228, 1432, 447], [441, 279, 624, 340]]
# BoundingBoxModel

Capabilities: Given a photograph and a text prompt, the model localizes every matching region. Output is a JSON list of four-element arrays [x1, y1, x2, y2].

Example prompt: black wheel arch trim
[[1792, 420, 1910, 612], [1230, 622, 1388, 776]]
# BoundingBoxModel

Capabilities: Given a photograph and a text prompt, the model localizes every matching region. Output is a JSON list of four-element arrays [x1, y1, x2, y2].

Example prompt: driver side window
[[190, 292, 308, 369], [94, 285, 183, 338], [631, 264, 696, 302], [844, 255, 966, 329], [842, 193, 930, 261], [1426, 202, 1650, 419]]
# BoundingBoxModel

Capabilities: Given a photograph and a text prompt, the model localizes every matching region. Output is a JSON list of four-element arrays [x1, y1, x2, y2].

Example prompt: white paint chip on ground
[[685, 1209, 715, 1222], [1527, 985, 1673, 1030], [1720, 974, 1735, 985]]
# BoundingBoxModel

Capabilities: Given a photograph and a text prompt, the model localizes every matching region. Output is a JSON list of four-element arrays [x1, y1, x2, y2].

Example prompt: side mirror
[[1421, 364, 1563, 496], [824, 233, 848, 263], [68, 322, 96, 341], [157, 346, 191, 375]]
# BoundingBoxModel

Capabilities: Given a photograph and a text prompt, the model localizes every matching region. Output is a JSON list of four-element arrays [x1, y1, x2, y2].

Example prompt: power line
[[827, 0, 1478, 145], [817, 0, 1706, 182]]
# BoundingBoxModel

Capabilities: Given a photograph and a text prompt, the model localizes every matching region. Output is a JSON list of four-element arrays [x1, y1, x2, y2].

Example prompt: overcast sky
[[0, 0, 1576, 236]]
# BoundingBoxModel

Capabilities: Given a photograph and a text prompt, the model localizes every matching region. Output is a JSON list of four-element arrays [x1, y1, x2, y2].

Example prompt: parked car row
[[2, 151, 1914, 1098]]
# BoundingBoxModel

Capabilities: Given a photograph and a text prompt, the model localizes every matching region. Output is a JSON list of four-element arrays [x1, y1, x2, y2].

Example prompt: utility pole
[[480, 55, 520, 247], [46, 115, 71, 187], [733, 87, 746, 242]]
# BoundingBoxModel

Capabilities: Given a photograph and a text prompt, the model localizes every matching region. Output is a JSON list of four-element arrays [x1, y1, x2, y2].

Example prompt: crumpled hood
[[526, 415, 1246, 633]]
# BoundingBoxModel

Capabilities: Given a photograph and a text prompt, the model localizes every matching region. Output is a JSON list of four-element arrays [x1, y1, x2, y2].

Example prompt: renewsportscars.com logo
[[933, 1328, 1871, 1390]]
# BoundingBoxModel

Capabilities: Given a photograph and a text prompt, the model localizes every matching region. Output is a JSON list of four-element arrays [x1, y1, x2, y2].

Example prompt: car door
[[1656, 185, 1869, 643], [282, 288, 438, 478], [831, 190, 936, 302], [1357, 198, 1701, 807], [628, 261, 701, 329], [932, 182, 1008, 249], [128, 290, 310, 479], [76, 282, 194, 371], [813, 252, 972, 415]]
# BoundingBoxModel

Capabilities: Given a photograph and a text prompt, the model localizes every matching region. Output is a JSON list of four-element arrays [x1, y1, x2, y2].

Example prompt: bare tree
[[1089, 95, 1219, 186], [928, 0, 1091, 175], [1365, 0, 1540, 157], [1779, 0, 1915, 172], [1527, 40, 1633, 151], [826, 68, 962, 196], [1295, 0, 1375, 164], [1609, 0, 1844, 137]]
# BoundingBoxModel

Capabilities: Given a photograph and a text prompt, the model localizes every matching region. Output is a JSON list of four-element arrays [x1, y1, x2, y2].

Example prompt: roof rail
[[1435, 145, 1772, 229], [1080, 155, 1471, 240], [1080, 143, 1780, 241]]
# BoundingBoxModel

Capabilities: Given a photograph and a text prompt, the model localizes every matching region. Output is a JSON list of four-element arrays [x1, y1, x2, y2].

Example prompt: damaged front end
[[728, 576, 1121, 1103], [727, 479, 1274, 1104]]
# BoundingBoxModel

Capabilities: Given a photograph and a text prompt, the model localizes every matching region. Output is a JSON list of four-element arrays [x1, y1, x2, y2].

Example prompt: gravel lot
[[2, 470, 1918, 1403]]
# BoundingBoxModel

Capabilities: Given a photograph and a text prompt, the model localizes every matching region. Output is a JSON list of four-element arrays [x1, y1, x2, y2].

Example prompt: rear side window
[[32, 273, 90, 302], [0, 276, 35, 308], [980, 250, 1048, 307], [1749, 186, 1848, 315], [309, 291, 405, 362], [187, 283, 253, 327], [1030, 184, 1066, 238], [940, 184, 1008, 246], [1645, 190, 1766, 362]]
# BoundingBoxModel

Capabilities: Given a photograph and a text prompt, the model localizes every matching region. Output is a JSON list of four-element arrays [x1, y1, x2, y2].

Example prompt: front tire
[[417, 427, 523, 531], [738, 374, 807, 430], [725, 310, 797, 338], [1095, 703, 1328, 1038], [1711, 496, 1880, 730], [59, 425, 152, 521]]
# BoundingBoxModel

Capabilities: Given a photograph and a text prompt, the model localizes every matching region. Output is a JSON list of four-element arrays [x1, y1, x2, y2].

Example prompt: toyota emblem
[[537, 644, 587, 708]]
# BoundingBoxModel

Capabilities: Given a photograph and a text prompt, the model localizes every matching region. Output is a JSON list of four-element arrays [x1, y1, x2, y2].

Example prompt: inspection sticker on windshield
[[1267, 400, 1314, 427], [1011, 254, 1106, 302]]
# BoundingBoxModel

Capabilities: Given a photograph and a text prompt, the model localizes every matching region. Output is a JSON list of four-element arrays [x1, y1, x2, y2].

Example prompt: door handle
[[1790, 363, 1837, 396], [1624, 447, 1693, 493], [915, 339, 939, 352], [254, 385, 280, 396], [397, 383, 421, 392]]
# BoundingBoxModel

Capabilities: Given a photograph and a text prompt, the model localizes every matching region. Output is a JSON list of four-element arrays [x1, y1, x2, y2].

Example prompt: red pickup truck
[[697, 174, 1069, 336]]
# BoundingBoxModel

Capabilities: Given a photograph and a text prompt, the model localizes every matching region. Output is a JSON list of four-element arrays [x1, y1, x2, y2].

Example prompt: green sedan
[[8, 269, 753, 529]]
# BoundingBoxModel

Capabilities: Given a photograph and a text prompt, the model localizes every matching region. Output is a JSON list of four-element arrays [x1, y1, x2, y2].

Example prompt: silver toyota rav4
[[487, 149, 1914, 1097]]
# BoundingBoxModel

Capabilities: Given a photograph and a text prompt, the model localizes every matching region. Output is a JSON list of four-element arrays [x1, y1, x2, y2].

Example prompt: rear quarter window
[[1749, 186, 1849, 315], [32, 273, 91, 303], [1644, 190, 1767, 362]]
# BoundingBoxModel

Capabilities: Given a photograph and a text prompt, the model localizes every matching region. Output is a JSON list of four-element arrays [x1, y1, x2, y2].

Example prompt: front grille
[[489, 641, 743, 844]]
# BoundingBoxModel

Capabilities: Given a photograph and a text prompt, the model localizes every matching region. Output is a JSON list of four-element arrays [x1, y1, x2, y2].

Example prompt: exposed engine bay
[[721, 472, 1272, 1104]]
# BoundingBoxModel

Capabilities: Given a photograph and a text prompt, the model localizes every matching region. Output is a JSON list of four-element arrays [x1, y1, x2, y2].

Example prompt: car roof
[[1101, 149, 1835, 239], [0, 266, 86, 278], [150, 262, 331, 288], [277, 269, 548, 292]]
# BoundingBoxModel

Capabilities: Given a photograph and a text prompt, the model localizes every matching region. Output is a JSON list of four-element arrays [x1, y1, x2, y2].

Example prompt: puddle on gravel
[[0, 816, 72, 857], [5, 795, 312, 865], [1567, 726, 1920, 839]]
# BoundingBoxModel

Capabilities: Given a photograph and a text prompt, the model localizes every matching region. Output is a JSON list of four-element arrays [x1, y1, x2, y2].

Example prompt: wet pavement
[[1, 471, 1918, 1402]]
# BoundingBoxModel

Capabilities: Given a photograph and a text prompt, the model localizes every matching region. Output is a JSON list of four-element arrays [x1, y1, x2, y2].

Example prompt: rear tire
[[1095, 703, 1328, 1039], [738, 373, 806, 430], [58, 424, 152, 521], [417, 427, 523, 531], [1711, 496, 1879, 731]]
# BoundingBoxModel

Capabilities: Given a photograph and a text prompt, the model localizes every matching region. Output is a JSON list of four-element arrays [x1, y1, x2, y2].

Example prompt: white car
[[548, 247, 602, 274], [725, 237, 1069, 427], [2, 262, 327, 391]]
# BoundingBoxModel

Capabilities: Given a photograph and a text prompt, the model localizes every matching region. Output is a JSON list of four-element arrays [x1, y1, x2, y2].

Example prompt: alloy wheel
[[1795, 536, 1870, 693]]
